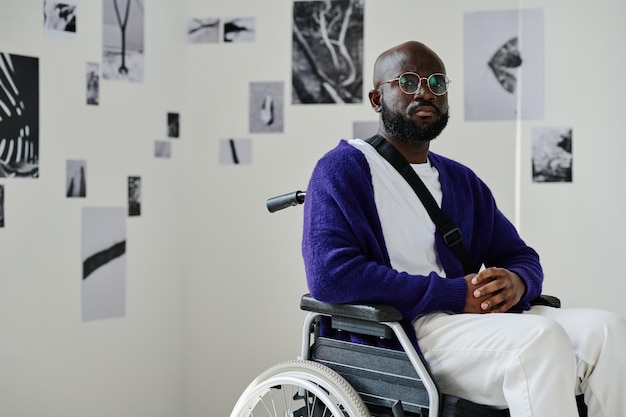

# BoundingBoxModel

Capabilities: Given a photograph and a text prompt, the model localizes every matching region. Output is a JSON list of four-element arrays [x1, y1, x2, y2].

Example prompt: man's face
[[381, 98, 449, 144], [372, 43, 451, 144]]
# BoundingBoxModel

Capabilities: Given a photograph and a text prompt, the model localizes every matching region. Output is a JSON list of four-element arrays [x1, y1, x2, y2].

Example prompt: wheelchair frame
[[231, 293, 586, 417]]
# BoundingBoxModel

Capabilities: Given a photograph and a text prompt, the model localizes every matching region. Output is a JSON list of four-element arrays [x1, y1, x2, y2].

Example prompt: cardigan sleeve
[[302, 141, 468, 321]]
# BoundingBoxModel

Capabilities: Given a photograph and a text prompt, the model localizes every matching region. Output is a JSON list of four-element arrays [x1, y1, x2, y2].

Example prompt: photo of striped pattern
[[0, 52, 39, 178]]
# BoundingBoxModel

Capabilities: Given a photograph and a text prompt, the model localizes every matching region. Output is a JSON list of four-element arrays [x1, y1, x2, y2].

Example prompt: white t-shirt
[[349, 138, 445, 277]]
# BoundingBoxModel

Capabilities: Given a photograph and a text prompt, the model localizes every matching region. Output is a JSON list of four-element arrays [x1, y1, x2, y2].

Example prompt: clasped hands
[[463, 267, 526, 314]]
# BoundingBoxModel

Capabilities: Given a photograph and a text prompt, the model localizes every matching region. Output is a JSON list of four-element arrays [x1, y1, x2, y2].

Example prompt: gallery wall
[[1, 0, 625, 417]]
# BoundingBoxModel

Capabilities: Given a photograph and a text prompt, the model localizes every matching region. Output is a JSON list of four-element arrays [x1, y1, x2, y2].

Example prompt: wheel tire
[[229, 360, 370, 417]]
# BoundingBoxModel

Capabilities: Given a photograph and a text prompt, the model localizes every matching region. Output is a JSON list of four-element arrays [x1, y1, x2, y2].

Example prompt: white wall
[[1, 0, 625, 416], [519, 0, 626, 309]]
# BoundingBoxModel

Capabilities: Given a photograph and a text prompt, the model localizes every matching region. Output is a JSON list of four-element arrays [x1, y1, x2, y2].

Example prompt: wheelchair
[[228, 191, 588, 417]]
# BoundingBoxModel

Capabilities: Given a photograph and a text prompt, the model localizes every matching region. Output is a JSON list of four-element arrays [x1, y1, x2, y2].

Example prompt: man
[[302, 41, 626, 416]]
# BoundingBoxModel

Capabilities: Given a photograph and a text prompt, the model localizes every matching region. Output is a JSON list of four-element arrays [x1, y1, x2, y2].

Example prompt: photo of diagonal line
[[83, 240, 126, 279], [229, 138, 239, 164], [81, 206, 126, 321], [219, 138, 251, 165]]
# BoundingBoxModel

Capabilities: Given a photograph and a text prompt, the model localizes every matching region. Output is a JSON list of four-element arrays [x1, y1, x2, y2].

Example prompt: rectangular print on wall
[[353, 120, 378, 140], [249, 82, 284, 133], [219, 138, 252, 165], [82, 207, 126, 321], [154, 140, 171, 158], [167, 112, 179, 138], [464, 8, 544, 121], [102, 0, 145, 83], [292, 0, 364, 104], [223, 17, 255, 43], [128, 176, 141, 216], [0, 184, 4, 228], [66, 159, 87, 197], [44, 0, 77, 39], [532, 127, 572, 183], [187, 18, 220, 43], [86, 62, 99, 105], [0, 53, 39, 178]]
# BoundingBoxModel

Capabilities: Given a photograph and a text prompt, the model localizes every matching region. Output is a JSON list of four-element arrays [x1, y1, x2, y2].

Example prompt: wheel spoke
[[269, 388, 278, 417], [259, 393, 274, 417]]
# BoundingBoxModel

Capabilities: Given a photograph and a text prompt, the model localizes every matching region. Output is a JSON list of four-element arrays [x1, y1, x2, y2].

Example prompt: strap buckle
[[442, 227, 463, 247]]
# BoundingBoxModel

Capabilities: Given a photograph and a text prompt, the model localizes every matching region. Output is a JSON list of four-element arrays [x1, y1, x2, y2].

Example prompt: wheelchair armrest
[[530, 294, 561, 308], [300, 294, 403, 323], [300, 293, 561, 322]]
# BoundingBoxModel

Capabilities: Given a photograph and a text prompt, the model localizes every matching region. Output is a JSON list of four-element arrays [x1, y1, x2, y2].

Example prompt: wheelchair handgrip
[[266, 190, 306, 213]]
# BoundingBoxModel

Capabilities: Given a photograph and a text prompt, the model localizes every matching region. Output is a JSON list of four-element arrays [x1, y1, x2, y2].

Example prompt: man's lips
[[415, 107, 437, 117], [409, 103, 440, 118]]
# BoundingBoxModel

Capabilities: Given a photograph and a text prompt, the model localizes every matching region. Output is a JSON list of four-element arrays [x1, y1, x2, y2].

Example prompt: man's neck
[[385, 136, 430, 164]]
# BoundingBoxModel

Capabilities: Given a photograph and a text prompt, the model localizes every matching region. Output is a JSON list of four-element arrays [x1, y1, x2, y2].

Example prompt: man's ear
[[368, 89, 382, 113]]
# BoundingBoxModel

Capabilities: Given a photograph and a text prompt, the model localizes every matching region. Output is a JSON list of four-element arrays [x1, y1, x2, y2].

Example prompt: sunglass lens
[[428, 74, 448, 95], [399, 73, 420, 94]]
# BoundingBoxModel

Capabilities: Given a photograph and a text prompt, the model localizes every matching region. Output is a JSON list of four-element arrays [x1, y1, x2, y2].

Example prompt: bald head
[[372, 41, 446, 88]]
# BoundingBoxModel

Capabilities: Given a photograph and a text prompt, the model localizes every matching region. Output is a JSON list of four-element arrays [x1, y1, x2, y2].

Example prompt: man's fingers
[[473, 278, 504, 298], [472, 267, 499, 285], [490, 299, 512, 314], [481, 294, 509, 312]]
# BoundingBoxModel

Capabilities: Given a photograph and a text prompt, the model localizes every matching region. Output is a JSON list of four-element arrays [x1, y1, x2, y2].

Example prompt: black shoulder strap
[[365, 135, 477, 274]]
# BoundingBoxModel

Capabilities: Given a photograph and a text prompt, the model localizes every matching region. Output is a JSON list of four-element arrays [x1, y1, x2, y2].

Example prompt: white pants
[[413, 306, 626, 417]]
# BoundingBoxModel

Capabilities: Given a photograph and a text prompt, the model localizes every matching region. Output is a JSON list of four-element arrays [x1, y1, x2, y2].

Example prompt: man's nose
[[415, 78, 435, 99], [414, 78, 435, 100]]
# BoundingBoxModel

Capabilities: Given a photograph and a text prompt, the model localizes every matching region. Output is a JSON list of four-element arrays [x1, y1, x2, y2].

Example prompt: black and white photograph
[[86, 62, 99, 105], [353, 120, 377, 140], [187, 17, 220, 43], [292, 0, 364, 104], [219, 138, 252, 165], [532, 126, 573, 183], [154, 140, 171, 158], [0, 53, 39, 178], [102, 0, 144, 83], [82, 206, 126, 321], [464, 8, 544, 121], [223, 17, 255, 43], [249, 81, 284, 133], [43, 0, 77, 39], [167, 112, 179, 138], [66, 159, 87, 197], [128, 176, 141, 216], [0, 184, 4, 228]]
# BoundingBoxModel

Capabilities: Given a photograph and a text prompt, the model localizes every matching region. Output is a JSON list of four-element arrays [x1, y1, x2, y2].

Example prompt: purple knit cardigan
[[302, 140, 543, 349]]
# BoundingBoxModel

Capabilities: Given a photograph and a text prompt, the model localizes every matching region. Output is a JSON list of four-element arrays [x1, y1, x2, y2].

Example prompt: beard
[[381, 100, 449, 144]]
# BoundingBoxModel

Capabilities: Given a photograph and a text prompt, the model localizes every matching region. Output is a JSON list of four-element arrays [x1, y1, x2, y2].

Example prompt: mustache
[[408, 101, 442, 116]]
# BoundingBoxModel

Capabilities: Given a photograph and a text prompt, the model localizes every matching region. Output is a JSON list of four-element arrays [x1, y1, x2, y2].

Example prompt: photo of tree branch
[[292, 0, 364, 104], [187, 18, 220, 44]]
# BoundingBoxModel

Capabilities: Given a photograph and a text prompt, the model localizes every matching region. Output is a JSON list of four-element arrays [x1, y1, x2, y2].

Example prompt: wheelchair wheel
[[229, 360, 371, 417]]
